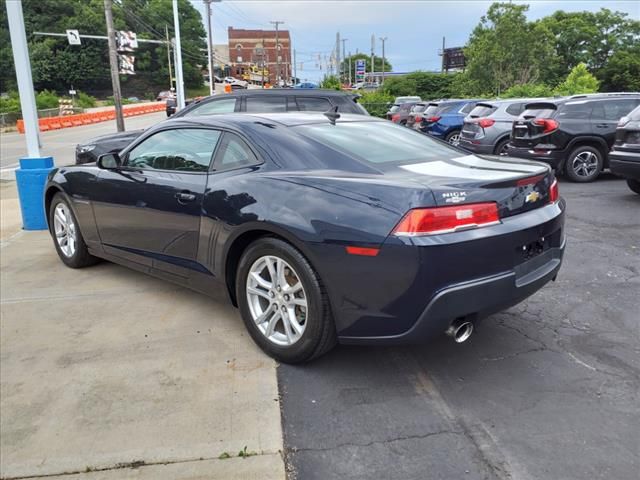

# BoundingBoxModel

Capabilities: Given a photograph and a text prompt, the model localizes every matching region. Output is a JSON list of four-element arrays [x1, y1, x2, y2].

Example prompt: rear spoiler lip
[[524, 102, 558, 110], [475, 102, 497, 109]]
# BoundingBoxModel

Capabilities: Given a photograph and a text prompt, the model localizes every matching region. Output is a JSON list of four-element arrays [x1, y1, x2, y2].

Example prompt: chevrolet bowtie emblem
[[525, 191, 540, 203]]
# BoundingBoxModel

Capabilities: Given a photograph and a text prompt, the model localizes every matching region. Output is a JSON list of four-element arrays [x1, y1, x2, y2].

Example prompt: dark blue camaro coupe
[[45, 112, 565, 363]]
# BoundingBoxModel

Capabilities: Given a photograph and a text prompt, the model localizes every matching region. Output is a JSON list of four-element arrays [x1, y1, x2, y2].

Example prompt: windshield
[[412, 104, 427, 113], [294, 121, 465, 165], [469, 105, 497, 118], [423, 105, 440, 117], [388, 105, 400, 113]]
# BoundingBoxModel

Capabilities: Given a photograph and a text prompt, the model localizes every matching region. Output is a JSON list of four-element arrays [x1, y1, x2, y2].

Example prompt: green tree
[[537, 9, 640, 84], [381, 72, 457, 100], [342, 53, 392, 83], [553, 63, 600, 96], [599, 47, 640, 92], [320, 75, 341, 90], [0, 0, 205, 96], [501, 83, 553, 98], [463, 2, 555, 96], [358, 91, 394, 118]]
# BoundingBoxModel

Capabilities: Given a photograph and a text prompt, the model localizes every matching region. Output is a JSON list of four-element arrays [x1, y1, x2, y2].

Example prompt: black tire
[[236, 237, 336, 364], [627, 179, 640, 195], [564, 145, 603, 183], [494, 138, 510, 156], [445, 130, 461, 146], [400, 120, 407, 126], [49, 193, 98, 268]]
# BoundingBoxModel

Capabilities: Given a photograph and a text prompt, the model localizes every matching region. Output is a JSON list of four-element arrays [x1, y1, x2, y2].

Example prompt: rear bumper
[[506, 145, 566, 169], [609, 151, 640, 180], [458, 138, 495, 154], [338, 201, 565, 345]]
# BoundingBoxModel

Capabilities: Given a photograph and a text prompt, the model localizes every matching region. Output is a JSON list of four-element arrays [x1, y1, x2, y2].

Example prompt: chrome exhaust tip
[[446, 319, 474, 343]]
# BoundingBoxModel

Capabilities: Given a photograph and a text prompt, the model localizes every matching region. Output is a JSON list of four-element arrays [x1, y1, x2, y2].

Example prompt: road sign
[[66, 29, 81, 45], [116, 31, 138, 51], [118, 55, 135, 75], [442, 47, 465, 70], [355, 59, 365, 81]]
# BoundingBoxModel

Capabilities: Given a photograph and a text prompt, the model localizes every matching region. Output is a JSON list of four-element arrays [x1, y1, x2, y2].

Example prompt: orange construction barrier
[[15, 102, 166, 134]]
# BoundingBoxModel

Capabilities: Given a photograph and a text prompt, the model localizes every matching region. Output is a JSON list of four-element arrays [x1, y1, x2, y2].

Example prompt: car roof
[[206, 89, 357, 97], [164, 112, 383, 129], [537, 93, 640, 106]]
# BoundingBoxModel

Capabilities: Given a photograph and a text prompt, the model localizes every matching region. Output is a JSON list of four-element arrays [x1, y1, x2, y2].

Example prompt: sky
[[189, 0, 640, 82]]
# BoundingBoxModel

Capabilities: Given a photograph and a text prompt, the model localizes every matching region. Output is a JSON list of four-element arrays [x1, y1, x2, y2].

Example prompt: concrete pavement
[[0, 186, 286, 479]]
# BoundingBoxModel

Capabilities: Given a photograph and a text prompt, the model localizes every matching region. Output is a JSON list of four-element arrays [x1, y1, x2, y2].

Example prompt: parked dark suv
[[609, 104, 640, 194], [508, 94, 640, 182], [76, 90, 368, 164]]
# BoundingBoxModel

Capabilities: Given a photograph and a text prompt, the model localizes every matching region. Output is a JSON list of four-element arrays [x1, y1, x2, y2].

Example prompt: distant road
[[0, 111, 166, 180]]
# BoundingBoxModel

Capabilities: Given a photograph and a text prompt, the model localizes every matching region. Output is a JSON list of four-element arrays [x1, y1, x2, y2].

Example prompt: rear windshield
[[294, 121, 463, 165], [412, 104, 427, 113], [468, 104, 497, 118], [388, 105, 400, 113], [423, 105, 441, 116], [520, 108, 556, 119]]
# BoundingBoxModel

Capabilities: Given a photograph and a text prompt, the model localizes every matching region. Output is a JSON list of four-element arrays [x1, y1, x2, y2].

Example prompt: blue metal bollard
[[15, 157, 54, 230]]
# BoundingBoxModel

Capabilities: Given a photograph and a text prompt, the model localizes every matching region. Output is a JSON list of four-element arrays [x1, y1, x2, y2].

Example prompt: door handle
[[175, 191, 196, 203], [595, 123, 609, 128]]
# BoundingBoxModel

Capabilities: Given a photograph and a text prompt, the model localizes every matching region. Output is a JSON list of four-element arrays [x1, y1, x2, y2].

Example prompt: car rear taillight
[[391, 114, 400, 122], [415, 115, 422, 122], [534, 118, 559, 133], [426, 115, 441, 123], [477, 118, 495, 128], [549, 179, 559, 203], [392, 203, 500, 236]]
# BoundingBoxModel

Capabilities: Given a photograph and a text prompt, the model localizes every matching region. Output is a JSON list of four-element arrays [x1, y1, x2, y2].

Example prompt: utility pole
[[204, 0, 214, 96], [341, 38, 348, 84], [370, 34, 375, 83], [293, 48, 297, 86], [335, 32, 341, 80], [270, 21, 284, 87], [348, 51, 352, 86], [441, 36, 446, 73], [379, 37, 387, 85], [165, 24, 173, 90], [261, 35, 266, 88], [173, 0, 185, 109], [104, 0, 124, 131]]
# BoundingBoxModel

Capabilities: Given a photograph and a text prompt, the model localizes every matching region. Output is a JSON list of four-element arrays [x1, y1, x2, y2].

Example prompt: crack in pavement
[[286, 429, 464, 454], [0, 451, 281, 480]]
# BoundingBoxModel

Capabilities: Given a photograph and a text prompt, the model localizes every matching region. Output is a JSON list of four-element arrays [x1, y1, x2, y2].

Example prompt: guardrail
[[15, 102, 165, 133]]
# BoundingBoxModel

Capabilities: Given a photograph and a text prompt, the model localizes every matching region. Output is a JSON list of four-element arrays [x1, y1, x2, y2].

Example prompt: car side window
[[296, 97, 332, 112], [212, 133, 259, 172], [245, 96, 287, 113], [559, 102, 593, 120], [506, 103, 524, 116], [460, 102, 476, 114], [186, 98, 237, 116], [126, 129, 221, 172], [602, 99, 640, 121]]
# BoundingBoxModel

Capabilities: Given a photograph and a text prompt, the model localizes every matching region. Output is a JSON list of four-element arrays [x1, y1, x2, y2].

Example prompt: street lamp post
[[379, 37, 387, 85]]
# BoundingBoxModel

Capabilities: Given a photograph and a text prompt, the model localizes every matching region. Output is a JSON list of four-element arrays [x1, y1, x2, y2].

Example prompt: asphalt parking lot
[[279, 174, 640, 480]]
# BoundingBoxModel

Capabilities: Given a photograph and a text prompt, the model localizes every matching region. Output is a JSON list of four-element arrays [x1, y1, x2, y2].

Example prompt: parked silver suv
[[460, 99, 542, 155]]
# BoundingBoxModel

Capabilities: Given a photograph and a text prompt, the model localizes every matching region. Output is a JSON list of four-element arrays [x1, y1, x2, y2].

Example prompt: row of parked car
[[387, 93, 640, 187], [76, 88, 640, 194]]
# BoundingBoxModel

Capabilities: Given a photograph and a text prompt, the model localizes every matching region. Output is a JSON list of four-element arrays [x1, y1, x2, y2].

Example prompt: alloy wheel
[[571, 151, 598, 178], [53, 203, 77, 257], [246, 255, 308, 346], [448, 133, 460, 146]]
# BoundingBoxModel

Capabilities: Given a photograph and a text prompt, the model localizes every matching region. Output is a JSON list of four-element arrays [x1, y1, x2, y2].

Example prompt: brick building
[[227, 27, 291, 85]]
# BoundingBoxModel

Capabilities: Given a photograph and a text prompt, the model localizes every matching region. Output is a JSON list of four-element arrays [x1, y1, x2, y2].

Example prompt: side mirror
[[97, 153, 121, 170]]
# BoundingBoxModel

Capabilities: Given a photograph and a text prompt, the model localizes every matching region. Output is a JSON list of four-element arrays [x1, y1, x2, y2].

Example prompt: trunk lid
[[394, 154, 553, 218]]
